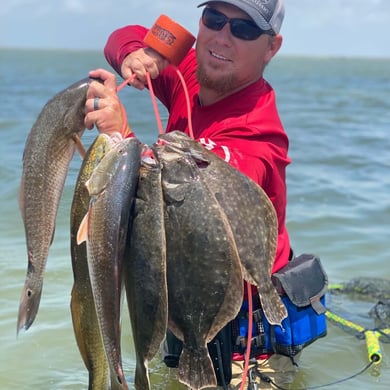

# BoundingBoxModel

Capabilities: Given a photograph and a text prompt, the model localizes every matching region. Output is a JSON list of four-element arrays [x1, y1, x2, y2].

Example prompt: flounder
[[157, 131, 287, 326], [153, 142, 243, 390]]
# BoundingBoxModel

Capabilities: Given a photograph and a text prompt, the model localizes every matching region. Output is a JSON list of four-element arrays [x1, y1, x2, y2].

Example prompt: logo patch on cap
[[258, 0, 272, 18]]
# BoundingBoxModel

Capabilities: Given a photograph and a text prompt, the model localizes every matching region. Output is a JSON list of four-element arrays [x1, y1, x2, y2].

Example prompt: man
[[85, 1, 300, 388]]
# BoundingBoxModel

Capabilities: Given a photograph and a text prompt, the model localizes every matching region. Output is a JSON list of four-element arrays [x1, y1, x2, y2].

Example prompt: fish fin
[[73, 134, 86, 159], [178, 345, 217, 390], [70, 286, 90, 369], [76, 212, 89, 245], [258, 289, 288, 326]]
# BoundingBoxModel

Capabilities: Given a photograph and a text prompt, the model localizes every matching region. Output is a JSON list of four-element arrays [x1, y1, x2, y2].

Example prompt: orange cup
[[144, 15, 196, 66]]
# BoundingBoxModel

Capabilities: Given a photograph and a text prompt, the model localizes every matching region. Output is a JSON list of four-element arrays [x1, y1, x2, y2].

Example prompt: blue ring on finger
[[93, 97, 99, 111]]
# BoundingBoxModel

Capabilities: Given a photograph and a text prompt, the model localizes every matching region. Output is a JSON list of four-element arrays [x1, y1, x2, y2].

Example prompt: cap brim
[[197, 1, 212, 8]]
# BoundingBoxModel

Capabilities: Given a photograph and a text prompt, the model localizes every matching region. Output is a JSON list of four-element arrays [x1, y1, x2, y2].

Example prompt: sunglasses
[[201, 7, 274, 41]]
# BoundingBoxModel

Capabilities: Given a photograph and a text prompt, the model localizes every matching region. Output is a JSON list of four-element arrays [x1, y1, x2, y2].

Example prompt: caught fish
[[70, 133, 122, 389], [152, 143, 243, 390], [124, 148, 168, 390], [158, 131, 287, 326], [78, 137, 142, 389], [17, 77, 101, 334]]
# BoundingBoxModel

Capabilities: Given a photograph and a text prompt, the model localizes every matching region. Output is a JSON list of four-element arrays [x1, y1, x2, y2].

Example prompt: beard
[[196, 63, 238, 96]]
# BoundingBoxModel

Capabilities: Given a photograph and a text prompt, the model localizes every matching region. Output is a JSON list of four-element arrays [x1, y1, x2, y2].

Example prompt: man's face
[[196, 2, 280, 96]]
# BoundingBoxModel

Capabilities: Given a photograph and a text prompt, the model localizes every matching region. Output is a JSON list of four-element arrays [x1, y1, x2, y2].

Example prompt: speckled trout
[[152, 143, 243, 390], [70, 133, 123, 390], [124, 149, 167, 390], [78, 137, 141, 389], [17, 77, 101, 334], [157, 131, 287, 326]]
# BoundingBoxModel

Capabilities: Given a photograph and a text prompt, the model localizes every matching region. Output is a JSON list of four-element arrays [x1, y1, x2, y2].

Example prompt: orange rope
[[145, 72, 165, 135], [117, 74, 137, 92], [174, 67, 194, 139], [116, 74, 137, 137], [117, 72, 165, 137], [117, 68, 194, 139]]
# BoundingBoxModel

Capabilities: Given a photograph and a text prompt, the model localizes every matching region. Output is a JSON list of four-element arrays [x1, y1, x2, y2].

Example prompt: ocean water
[[0, 48, 389, 389]]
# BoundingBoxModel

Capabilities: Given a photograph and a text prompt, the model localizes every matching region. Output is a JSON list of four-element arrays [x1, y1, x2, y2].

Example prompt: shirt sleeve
[[104, 25, 149, 77]]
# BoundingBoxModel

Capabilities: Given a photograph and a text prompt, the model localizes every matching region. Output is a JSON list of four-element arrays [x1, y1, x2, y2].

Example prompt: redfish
[[17, 78, 101, 334], [78, 137, 141, 389], [70, 133, 122, 389]]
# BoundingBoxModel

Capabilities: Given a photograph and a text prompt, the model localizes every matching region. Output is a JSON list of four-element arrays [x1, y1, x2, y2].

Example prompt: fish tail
[[17, 283, 43, 334], [259, 289, 288, 326], [134, 360, 151, 390], [178, 345, 216, 390], [110, 371, 126, 390], [110, 366, 128, 390]]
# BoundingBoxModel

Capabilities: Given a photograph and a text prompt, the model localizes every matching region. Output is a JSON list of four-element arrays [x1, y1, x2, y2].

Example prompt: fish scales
[[85, 137, 141, 389], [158, 131, 287, 326], [17, 77, 102, 333], [153, 144, 243, 390], [70, 134, 123, 389], [124, 150, 168, 390]]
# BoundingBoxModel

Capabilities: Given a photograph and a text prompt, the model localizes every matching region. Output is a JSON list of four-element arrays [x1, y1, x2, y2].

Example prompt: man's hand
[[84, 68, 128, 139], [120, 47, 169, 90]]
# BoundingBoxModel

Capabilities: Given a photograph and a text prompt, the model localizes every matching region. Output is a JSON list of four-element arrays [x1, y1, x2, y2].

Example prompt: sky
[[1, 0, 390, 58]]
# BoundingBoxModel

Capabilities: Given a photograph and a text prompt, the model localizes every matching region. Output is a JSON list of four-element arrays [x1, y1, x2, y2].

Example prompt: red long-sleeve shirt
[[104, 25, 291, 273]]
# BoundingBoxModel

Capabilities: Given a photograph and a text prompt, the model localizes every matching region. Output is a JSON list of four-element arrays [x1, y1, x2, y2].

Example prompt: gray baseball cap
[[198, 0, 285, 34]]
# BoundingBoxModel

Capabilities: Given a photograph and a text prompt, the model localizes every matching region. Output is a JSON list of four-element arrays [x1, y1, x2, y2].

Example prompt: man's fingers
[[88, 68, 117, 91]]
